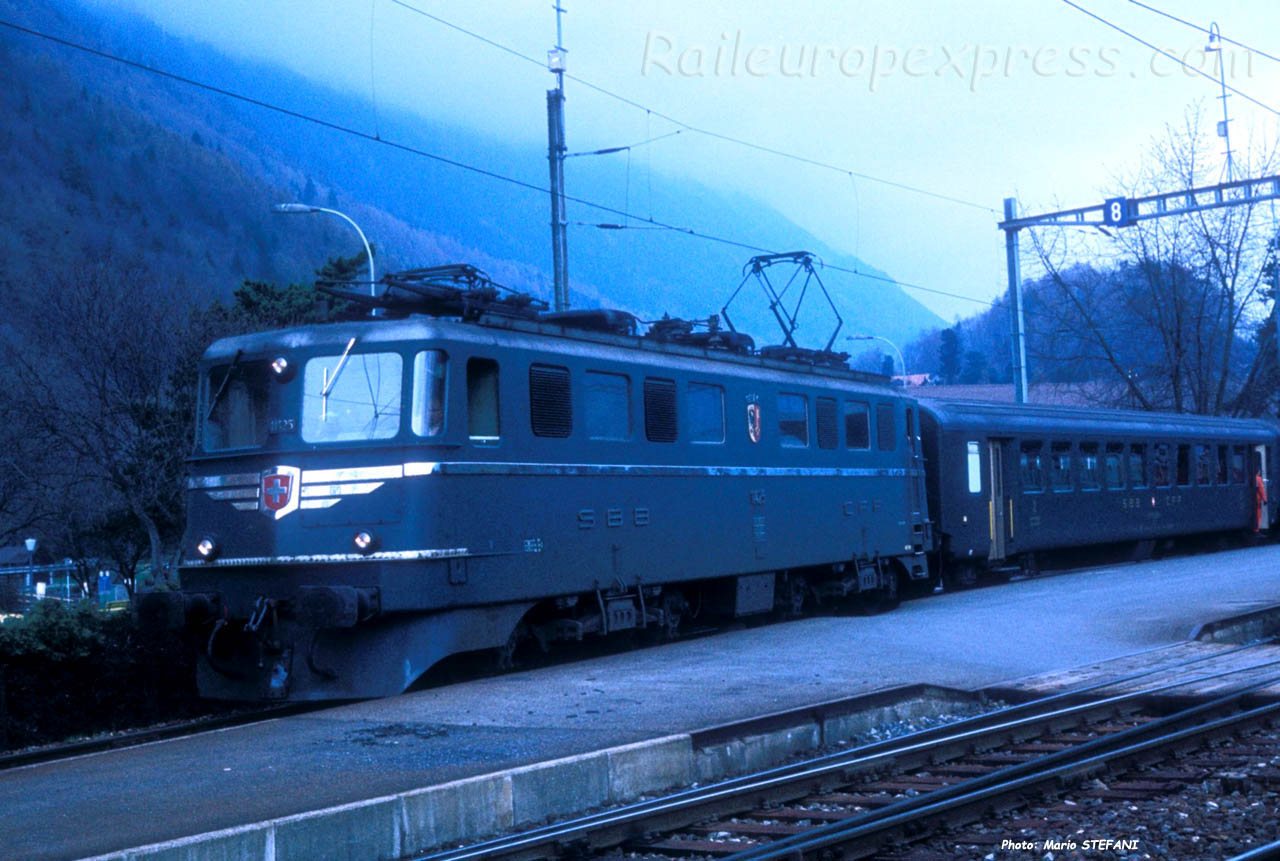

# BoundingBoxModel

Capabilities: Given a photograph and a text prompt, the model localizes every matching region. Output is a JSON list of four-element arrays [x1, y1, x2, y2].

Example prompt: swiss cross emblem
[[259, 466, 300, 520]]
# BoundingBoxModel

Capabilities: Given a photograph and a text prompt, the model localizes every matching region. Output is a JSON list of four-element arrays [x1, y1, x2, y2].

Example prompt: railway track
[[419, 639, 1280, 861]]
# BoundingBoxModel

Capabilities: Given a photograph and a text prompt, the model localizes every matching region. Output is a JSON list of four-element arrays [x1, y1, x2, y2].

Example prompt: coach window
[[844, 401, 870, 449], [1050, 442, 1073, 492], [1128, 444, 1148, 488], [529, 364, 572, 438], [1176, 444, 1191, 486], [1104, 443, 1125, 490], [1153, 443, 1171, 487], [816, 397, 838, 450], [876, 404, 896, 451], [643, 377, 678, 443], [1195, 444, 1212, 486], [1079, 443, 1101, 490], [584, 371, 630, 440], [1217, 444, 1230, 485], [1232, 445, 1247, 483], [302, 352, 403, 443], [687, 382, 725, 444], [778, 393, 808, 447], [966, 441, 982, 493], [1020, 441, 1045, 492], [411, 350, 447, 437], [467, 358, 501, 443]]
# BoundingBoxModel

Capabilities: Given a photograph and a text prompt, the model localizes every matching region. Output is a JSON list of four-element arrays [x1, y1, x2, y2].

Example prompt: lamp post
[[847, 334, 906, 379], [272, 204, 376, 299], [23, 537, 35, 590]]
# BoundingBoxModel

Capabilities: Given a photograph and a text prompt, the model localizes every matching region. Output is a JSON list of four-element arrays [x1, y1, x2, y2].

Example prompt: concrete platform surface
[[4, 544, 1280, 859]]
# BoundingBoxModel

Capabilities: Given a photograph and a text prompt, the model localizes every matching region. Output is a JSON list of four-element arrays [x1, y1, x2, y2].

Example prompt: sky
[[80, 0, 1280, 322]]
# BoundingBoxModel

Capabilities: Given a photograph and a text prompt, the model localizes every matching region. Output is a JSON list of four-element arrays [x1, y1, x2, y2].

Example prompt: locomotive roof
[[917, 398, 1280, 441], [203, 314, 901, 392]]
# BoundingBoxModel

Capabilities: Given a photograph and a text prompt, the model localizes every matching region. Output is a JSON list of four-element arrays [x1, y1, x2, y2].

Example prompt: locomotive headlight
[[195, 536, 219, 560], [270, 356, 296, 382], [353, 530, 377, 554]]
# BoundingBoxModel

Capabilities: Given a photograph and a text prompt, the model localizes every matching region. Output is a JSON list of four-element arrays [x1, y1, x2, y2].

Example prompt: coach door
[[988, 440, 1009, 560], [1255, 444, 1272, 530]]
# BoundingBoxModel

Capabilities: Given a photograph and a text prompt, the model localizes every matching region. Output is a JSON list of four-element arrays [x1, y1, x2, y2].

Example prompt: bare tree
[[1, 256, 203, 583], [1026, 108, 1279, 414]]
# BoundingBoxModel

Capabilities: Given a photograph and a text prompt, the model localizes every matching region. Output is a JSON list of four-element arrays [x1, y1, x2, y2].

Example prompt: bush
[[0, 601, 212, 750]]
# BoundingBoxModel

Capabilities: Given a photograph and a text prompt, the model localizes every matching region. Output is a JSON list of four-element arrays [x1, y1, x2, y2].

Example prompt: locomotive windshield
[[203, 360, 271, 451], [301, 351, 402, 443]]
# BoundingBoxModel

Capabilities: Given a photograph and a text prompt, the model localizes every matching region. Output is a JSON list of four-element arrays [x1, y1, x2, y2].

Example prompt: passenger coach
[[919, 399, 1277, 587]]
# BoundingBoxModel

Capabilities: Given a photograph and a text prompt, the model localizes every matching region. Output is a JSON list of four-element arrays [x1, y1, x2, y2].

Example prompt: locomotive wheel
[[900, 573, 938, 600]]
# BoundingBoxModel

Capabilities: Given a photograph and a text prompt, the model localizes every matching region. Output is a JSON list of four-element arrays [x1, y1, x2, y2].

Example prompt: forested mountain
[[0, 0, 943, 348]]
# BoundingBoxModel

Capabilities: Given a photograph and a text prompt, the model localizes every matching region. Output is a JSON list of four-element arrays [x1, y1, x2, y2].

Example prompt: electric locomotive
[[158, 264, 932, 700]]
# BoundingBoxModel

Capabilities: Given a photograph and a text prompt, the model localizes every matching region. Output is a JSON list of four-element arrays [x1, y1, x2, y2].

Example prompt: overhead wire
[[0, 16, 998, 311], [1058, 0, 1280, 117], [1125, 0, 1280, 65], [386, 0, 998, 214]]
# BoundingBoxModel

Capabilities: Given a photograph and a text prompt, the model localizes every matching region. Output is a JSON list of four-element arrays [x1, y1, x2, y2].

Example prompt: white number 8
[[1109, 201, 1123, 223]]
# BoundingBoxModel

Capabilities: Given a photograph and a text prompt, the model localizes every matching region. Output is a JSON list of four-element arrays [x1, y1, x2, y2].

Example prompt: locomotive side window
[[966, 441, 982, 493], [467, 358, 501, 442], [411, 350, 447, 437], [875, 404, 895, 451], [584, 371, 630, 441], [1232, 445, 1246, 483], [643, 378, 678, 443], [1175, 444, 1191, 486], [302, 352, 402, 443], [844, 401, 870, 449], [1153, 443, 1171, 487], [815, 398, 838, 450], [687, 382, 725, 444], [778, 393, 808, 447], [204, 361, 271, 451], [1050, 442, 1073, 492], [1217, 445, 1230, 484], [1195, 444, 1212, 486], [529, 364, 572, 438], [1129, 444, 1148, 488], [1080, 443, 1101, 490], [1019, 441, 1045, 492], [1104, 443, 1125, 490]]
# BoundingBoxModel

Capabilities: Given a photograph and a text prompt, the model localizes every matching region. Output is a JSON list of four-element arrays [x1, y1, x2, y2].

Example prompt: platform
[[3, 543, 1280, 859]]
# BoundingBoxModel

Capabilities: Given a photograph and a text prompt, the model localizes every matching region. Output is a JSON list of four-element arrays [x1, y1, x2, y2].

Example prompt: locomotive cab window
[[643, 378, 678, 443], [778, 393, 808, 447], [1217, 445, 1230, 485], [203, 359, 272, 451], [1020, 441, 1045, 492], [844, 401, 870, 449], [411, 350, 447, 437], [467, 357, 501, 443], [1232, 445, 1246, 483], [1080, 443, 1101, 491], [875, 404, 895, 451], [302, 351, 402, 443], [585, 371, 630, 441], [529, 364, 572, 438], [1050, 442, 1073, 492], [966, 441, 982, 493], [1104, 443, 1125, 490], [687, 382, 725, 444]]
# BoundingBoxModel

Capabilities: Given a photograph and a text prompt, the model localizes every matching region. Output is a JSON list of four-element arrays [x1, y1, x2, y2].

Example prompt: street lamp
[[23, 537, 35, 590], [271, 204, 376, 299], [847, 334, 906, 378]]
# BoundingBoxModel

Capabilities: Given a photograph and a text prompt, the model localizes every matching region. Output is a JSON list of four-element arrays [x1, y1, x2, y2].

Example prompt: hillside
[[0, 0, 944, 348]]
